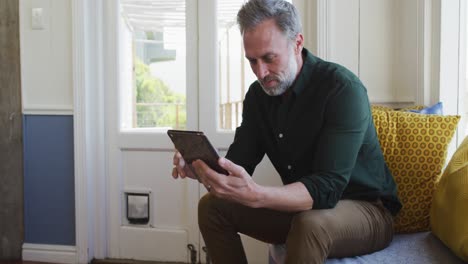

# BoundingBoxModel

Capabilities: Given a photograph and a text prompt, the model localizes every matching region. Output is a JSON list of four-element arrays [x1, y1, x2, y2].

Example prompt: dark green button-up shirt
[[225, 49, 401, 215]]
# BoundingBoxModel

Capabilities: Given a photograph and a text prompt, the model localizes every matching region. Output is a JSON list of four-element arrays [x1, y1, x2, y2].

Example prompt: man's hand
[[192, 157, 264, 208], [172, 151, 198, 180], [173, 153, 313, 211]]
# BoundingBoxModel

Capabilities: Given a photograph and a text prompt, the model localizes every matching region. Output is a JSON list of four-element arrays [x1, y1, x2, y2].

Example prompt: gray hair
[[237, 0, 302, 41]]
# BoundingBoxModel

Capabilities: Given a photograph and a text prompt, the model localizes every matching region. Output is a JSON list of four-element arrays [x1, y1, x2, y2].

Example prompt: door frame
[[73, 0, 201, 261], [72, 0, 107, 262]]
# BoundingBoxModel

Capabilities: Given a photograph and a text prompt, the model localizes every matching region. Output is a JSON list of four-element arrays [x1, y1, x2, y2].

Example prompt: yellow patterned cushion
[[431, 136, 468, 261], [398, 105, 425, 112], [371, 104, 394, 111], [371, 107, 460, 233]]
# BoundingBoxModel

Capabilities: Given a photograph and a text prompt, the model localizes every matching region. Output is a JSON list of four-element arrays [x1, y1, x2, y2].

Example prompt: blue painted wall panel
[[23, 115, 75, 245]]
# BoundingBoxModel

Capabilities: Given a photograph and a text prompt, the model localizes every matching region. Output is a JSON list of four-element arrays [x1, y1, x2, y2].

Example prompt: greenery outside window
[[121, 0, 187, 129]]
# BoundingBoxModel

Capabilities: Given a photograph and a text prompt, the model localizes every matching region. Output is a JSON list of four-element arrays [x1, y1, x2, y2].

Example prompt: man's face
[[243, 19, 301, 96]]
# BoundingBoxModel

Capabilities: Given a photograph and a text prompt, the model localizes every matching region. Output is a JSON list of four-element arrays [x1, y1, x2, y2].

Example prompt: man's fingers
[[178, 157, 185, 167], [172, 151, 188, 178], [173, 151, 180, 165], [172, 167, 179, 179], [192, 160, 218, 187], [173, 152, 186, 165], [219, 157, 244, 177], [179, 167, 186, 178]]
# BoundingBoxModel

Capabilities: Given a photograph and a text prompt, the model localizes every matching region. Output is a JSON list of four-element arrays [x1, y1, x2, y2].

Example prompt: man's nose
[[255, 62, 269, 80]]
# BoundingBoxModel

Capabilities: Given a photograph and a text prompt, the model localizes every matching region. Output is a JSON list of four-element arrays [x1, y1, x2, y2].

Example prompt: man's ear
[[294, 33, 304, 54]]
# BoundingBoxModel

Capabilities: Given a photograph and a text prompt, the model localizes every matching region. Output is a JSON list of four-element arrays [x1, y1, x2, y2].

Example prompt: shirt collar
[[288, 48, 317, 96]]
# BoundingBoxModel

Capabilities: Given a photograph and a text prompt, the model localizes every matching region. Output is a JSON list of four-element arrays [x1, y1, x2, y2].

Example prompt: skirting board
[[23, 243, 77, 264]]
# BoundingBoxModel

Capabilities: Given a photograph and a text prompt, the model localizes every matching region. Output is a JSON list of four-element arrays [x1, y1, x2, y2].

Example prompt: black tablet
[[167, 130, 228, 175]]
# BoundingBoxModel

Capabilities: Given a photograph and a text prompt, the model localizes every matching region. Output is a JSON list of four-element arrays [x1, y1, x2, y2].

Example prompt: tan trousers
[[198, 194, 394, 264]]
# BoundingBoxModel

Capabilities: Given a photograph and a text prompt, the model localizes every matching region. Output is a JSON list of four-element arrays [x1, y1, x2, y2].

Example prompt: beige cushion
[[431, 136, 468, 261]]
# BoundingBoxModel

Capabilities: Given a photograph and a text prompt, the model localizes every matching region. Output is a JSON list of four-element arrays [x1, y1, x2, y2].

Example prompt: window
[[120, 0, 187, 129], [119, 0, 294, 131]]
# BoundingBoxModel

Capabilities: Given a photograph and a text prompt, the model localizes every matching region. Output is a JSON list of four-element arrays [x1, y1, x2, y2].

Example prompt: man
[[172, 0, 401, 263]]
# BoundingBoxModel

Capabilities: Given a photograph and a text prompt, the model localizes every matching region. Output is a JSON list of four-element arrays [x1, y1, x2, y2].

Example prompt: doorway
[[103, 1, 281, 263]]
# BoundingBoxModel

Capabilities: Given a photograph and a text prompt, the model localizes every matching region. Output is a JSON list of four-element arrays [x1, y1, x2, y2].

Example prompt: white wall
[[327, 0, 423, 107], [329, 0, 359, 75], [20, 0, 73, 115]]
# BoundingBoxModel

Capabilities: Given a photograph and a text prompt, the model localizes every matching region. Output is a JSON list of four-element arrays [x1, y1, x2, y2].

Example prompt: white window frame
[[432, 0, 467, 149]]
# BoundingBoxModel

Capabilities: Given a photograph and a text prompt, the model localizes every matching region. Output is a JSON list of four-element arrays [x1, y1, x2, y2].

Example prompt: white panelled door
[[105, 0, 281, 263], [106, 0, 200, 262]]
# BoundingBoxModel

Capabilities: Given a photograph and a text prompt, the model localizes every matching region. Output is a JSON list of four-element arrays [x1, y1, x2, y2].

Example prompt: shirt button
[[279, 133, 283, 138], [287, 165, 292, 170]]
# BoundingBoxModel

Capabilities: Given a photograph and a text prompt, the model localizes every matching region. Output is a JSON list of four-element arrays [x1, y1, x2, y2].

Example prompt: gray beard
[[260, 77, 293, 96], [260, 50, 298, 96]]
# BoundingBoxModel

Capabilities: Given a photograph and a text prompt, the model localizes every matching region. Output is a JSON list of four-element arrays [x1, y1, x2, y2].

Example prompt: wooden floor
[[92, 259, 184, 264], [0, 260, 183, 264], [0, 262, 62, 264]]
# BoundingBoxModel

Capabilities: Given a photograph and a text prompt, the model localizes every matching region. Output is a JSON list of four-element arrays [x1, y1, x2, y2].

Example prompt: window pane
[[217, 0, 255, 131], [120, 0, 187, 129]]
